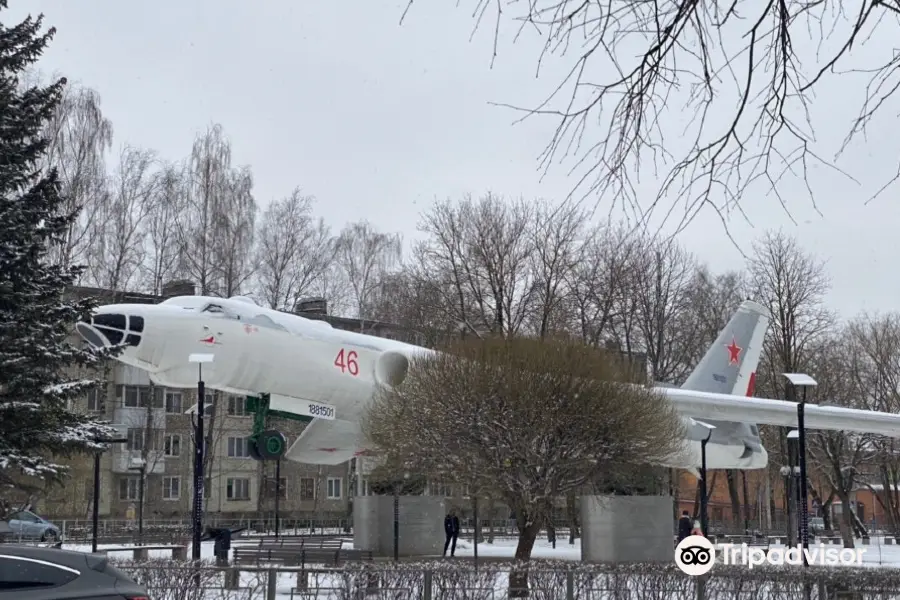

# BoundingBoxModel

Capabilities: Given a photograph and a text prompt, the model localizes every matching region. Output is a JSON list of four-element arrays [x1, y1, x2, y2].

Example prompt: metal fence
[[111, 559, 900, 600]]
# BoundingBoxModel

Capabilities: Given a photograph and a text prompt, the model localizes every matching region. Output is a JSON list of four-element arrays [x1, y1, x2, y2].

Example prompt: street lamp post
[[274, 458, 281, 538], [92, 424, 128, 553], [783, 373, 818, 566], [128, 458, 147, 544], [692, 419, 716, 538], [189, 353, 215, 561]]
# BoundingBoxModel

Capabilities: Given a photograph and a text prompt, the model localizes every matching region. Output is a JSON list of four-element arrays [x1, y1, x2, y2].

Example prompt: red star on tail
[[726, 337, 742, 365]]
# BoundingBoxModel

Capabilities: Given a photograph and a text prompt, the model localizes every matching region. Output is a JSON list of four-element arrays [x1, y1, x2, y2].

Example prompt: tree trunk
[[741, 471, 752, 532], [726, 470, 741, 531], [692, 471, 718, 520], [835, 490, 855, 548], [509, 520, 541, 598], [565, 494, 579, 544], [487, 497, 495, 543]]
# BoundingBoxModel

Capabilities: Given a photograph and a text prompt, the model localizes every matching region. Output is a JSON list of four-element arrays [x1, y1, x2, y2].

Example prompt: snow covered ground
[[59, 537, 900, 599]]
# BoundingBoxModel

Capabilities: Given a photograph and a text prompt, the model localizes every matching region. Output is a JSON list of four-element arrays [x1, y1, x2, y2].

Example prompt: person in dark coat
[[443, 509, 460, 557], [677, 510, 693, 543]]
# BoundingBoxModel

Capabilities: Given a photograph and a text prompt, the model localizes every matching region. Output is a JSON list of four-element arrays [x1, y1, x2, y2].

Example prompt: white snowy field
[[57, 537, 900, 599]]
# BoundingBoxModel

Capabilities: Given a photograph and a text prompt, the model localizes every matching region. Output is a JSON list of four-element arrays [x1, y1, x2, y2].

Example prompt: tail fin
[[681, 300, 768, 396]]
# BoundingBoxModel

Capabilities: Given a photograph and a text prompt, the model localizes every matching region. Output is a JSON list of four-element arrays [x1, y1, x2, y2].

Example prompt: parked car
[[0, 544, 150, 598], [808, 516, 825, 535], [3, 511, 60, 542]]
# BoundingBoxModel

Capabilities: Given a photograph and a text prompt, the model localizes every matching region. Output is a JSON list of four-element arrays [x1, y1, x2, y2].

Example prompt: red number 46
[[334, 348, 359, 376]]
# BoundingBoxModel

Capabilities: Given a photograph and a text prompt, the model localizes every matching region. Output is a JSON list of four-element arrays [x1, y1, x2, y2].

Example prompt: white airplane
[[76, 295, 900, 470]]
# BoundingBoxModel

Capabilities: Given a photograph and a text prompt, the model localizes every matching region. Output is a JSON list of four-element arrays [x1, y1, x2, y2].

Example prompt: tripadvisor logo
[[675, 536, 715, 576], [675, 535, 866, 575]]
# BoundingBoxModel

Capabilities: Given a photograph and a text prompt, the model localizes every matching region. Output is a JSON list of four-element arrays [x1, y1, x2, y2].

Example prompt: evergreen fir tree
[[0, 3, 117, 490]]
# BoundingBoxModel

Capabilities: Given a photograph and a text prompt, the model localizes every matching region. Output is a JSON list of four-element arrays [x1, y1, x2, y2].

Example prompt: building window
[[299, 477, 315, 500], [227, 437, 252, 458], [119, 477, 139, 500], [326, 477, 342, 500], [163, 477, 181, 500], [164, 434, 181, 457], [461, 484, 471, 497], [126, 429, 144, 452], [86, 388, 105, 412], [428, 481, 452, 497], [227, 396, 248, 416], [264, 477, 288, 499], [122, 385, 139, 408], [226, 478, 251, 501], [119, 385, 163, 408], [165, 391, 183, 414]]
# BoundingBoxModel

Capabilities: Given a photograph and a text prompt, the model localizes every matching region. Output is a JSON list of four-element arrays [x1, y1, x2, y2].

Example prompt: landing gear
[[246, 394, 294, 461], [257, 429, 287, 460]]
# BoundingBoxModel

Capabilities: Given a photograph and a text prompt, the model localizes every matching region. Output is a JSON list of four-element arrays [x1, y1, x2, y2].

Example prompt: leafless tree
[[415, 194, 536, 337], [178, 124, 233, 295], [565, 223, 643, 348], [526, 199, 586, 338], [87, 145, 158, 291], [747, 229, 834, 543], [140, 161, 188, 295], [846, 312, 900, 535], [363, 336, 684, 594], [806, 331, 876, 548], [748, 230, 834, 400], [308, 260, 353, 317], [410, 1, 900, 229], [254, 189, 332, 310], [630, 238, 696, 384], [41, 80, 113, 271], [333, 221, 403, 324], [211, 166, 257, 296], [366, 266, 458, 346]]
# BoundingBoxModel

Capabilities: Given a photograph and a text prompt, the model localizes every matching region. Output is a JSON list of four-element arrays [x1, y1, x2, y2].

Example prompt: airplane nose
[[76, 308, 144, 349]]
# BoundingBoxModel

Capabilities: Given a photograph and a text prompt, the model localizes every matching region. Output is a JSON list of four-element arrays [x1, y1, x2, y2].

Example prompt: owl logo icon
[[674, 535, 715, 576]]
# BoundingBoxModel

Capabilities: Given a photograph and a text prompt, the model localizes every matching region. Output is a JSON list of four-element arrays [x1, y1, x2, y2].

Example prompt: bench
[[247, 535, 346, 548], [233, 539, 342, 565], [97, 544, 188, 561]]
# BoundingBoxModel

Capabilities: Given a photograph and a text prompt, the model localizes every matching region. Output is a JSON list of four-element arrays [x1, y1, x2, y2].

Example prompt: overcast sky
[[9, 0, 900, 318]]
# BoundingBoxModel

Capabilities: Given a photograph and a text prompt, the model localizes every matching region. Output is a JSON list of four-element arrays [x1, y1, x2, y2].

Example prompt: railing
[[112, 558, 900, 600], [52, 517, 352, 542]]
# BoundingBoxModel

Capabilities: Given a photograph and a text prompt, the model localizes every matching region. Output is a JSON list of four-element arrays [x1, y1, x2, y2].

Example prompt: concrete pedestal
[[581, 495, 674, 563], [353, 495, 445, 557]]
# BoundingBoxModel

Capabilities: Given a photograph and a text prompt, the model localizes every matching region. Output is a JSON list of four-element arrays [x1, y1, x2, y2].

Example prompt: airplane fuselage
[[78, 295, 768, 470]]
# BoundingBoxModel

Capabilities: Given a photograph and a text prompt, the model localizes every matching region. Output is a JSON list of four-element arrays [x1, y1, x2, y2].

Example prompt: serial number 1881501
[[308, 403, 335, 419]]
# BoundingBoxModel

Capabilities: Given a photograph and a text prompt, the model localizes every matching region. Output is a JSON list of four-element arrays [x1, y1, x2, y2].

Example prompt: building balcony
[[110, 448, 166, 475]]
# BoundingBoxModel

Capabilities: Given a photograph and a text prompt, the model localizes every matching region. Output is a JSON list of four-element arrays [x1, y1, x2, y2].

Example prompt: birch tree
[[211, 166, 257, 297], [254, 189, 331, 310], [333, 221, 402, 324], [41, 81, 113, 271], [87, 145, 158, 291], [140, 161, 188, 295], [178, 124, 233, 295]]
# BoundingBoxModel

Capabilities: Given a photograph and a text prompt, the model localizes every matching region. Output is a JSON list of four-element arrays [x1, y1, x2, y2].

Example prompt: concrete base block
[[581, 495, 674, 563], [353, 495, 446, 557]]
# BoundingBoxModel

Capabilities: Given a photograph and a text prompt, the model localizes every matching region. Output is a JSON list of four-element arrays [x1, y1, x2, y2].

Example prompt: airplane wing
[[283, 418, 367, 466], [665, 387, 900, 437]]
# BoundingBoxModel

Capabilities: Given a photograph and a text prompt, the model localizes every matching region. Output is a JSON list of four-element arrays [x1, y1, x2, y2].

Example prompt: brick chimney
[[161, 279, 196, 298], [294, 297, 327, 315]]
